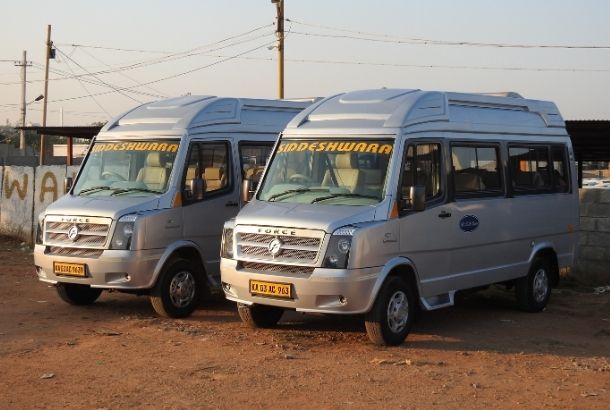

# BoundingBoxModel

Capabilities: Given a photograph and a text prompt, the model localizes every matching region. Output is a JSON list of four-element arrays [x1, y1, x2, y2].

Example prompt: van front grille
[[46, 246, 104, 258], [236, 229, 323, 265], [239, 261, 315, 275], [43, 216, 112, 249]]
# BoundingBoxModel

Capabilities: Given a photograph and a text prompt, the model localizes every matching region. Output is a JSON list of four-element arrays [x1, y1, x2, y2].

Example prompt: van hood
[[235, 200, 382, 233], [42, 194, 162, 221]]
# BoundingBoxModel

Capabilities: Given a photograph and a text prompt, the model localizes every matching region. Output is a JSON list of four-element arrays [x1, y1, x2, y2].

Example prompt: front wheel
[[56, 283, 102, 305], [365, 276, 415, 346], [516, 257, 552, 312], [237, 303, 284, 328], [150, 258, 200, 318]]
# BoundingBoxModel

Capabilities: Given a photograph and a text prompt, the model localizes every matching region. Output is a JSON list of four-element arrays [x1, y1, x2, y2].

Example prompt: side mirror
[[64, 177, 73, 194], [188, 178, 205, 200], [410, 186, 426, 211], [242, 179, 257, 203]]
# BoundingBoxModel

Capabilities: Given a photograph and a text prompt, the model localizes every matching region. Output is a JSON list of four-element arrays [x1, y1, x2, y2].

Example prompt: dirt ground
[[0, 236, 608, 409]]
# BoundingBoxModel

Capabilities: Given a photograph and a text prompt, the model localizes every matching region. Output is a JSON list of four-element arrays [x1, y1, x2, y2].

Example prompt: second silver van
[[220, 88, 579, 345]]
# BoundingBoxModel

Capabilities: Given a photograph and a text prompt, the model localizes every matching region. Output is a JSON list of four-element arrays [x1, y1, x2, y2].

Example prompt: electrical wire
[[56, 47, 143, 104], [286, 18, 610, 49]]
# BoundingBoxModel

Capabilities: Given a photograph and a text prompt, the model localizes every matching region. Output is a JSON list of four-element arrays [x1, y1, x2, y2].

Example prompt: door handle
[[225, 201, 239, 207], [438, 210, 452, 219]]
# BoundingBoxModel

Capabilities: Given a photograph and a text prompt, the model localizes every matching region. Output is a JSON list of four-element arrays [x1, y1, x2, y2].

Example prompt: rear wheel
[[56, 283, 102, 305], [237, 303, 284, 328], [365, 276, 415, 346], [516, 257, 552, 312], [150, 258, 200, 318]]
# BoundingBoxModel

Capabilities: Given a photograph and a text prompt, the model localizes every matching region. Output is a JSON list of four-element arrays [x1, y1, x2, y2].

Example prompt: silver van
[[220, 89, 579, 345], [33, 95, 312, 317]]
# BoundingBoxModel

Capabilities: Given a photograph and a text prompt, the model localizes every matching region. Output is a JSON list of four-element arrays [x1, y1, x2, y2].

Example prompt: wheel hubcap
[[387, 291, 409, 333], [169, 271, 196, 308], [532, 268, 549, 303]]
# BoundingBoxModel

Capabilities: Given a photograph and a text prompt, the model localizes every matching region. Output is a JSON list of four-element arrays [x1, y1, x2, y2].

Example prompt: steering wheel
[[101, 171, 126, 181], [288, 174, 312, 184]]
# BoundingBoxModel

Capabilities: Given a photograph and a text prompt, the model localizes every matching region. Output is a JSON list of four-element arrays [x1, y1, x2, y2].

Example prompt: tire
[[365, 276, 415, 346], [150, 258, 201, 318], [56, 283, 102, 305], [237, 303, 284, 328], [516, 257, 552, 312]]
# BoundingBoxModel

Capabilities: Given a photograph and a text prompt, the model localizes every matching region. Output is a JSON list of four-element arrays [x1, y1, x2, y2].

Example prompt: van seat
[[455, 172, 485, 191], [321, 153, 363, 192], [136, 152, 167, 190], [204, 167, 225, 191]]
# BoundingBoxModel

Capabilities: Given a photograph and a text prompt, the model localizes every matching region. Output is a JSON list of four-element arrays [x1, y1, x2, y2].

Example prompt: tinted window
[[551, 146, 569, 193], [183, 142, 230, 201], [509, 146, 551, 192], [240, 143, 273, 183], [452, 145, 502, 196], [402, 143, 442, 201]]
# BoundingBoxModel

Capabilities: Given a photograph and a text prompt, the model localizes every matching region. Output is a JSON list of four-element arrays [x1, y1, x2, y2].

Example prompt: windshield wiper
[[267, 188, 328, 202], [111, 187, 163, 196], [77, 185, 113, 195], [310, 193, 380, 204]]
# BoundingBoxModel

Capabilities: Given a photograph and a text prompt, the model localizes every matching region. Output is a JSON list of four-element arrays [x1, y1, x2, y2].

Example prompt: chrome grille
[[239, 261, 315, 275], [47, 246, 104, 258], [43, 216, 112, 249], [235, 227, 325, 266]]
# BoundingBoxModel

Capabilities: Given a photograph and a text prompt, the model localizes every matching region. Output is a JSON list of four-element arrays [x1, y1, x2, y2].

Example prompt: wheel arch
[[366, 256, 423, 312], [152, 241, 207, 288], [530, 244, 559, 287]]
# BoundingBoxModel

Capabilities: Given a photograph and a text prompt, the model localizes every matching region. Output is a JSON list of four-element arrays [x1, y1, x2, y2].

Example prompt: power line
[[58, 50, 113, 118], [56, 47, 143, 104], [29, 39, 277, 105], [0, 25, 273, 85], [286, 18, 610, 49]]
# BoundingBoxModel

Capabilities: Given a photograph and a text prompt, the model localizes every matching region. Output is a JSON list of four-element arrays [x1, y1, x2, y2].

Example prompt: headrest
[[204, 167, 223, 180], [451, 152, 463, 170], [145, 152, 162, 167], [335, 153, 357, 169]]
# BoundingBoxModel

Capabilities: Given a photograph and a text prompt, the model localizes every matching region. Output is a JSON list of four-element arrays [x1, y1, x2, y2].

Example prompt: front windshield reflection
[[258, 139, 394, 205], [73, 140, 179, 197]]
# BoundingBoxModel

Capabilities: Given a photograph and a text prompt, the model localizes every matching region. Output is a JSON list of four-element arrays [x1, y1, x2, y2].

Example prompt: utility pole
[[272, 0, 285, 99], [40, 24, 52, 165], [15, 50, 32, 155]]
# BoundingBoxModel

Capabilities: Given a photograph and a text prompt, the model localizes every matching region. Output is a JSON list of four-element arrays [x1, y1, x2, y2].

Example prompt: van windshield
[[73, 140, 179, 197], [258, 138, 394, 205]]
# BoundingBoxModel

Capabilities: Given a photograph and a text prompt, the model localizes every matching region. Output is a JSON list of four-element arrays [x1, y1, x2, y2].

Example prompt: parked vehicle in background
[[34, 95, 313, 317], [220, 88, 579, 345]]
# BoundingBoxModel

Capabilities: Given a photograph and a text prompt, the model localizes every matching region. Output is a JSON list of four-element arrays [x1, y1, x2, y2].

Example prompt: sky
[[1, 0, 609, 126]]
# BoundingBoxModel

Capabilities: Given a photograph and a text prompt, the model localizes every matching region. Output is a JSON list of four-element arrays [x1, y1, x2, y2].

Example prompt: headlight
[[110, 214, 138, 250], [220, 219, 235, 259], [322, 226, 356, 269], [35, 218, 44, 245]]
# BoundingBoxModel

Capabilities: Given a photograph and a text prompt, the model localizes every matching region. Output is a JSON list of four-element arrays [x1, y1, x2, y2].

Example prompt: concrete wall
[[0, 165, 76, 242], [576, 189, 610, 283]]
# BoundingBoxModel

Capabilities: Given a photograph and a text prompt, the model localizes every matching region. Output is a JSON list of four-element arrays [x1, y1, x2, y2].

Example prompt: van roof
[[285, 88, 566, 136], [98, 95, 314, 138]]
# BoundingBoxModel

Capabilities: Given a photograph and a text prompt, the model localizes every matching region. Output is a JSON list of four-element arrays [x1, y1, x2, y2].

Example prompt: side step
[[420, 291, 456, 310]]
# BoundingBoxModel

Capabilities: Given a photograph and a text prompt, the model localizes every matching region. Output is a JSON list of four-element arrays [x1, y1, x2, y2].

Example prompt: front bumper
[[33, 244, 164, 290], [220, 258, 380, 314]]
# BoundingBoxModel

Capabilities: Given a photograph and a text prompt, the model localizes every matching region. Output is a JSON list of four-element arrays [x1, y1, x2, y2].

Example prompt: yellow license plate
[[53, 262, 86, 277], [250, 280, 292, 299]]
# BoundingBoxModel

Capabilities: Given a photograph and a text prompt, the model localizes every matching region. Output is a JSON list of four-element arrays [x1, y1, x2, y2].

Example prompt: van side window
[[551, 146, 569, 193], [509, 146, 551, 193], [451, 145, 502, 197], [240, 142, 273, 184], [402, 143, 442, 202], [183, 141, 230, 201]]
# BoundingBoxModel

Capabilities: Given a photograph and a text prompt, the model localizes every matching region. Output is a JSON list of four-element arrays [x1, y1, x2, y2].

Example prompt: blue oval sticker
[[459, 215, 479, 232]]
